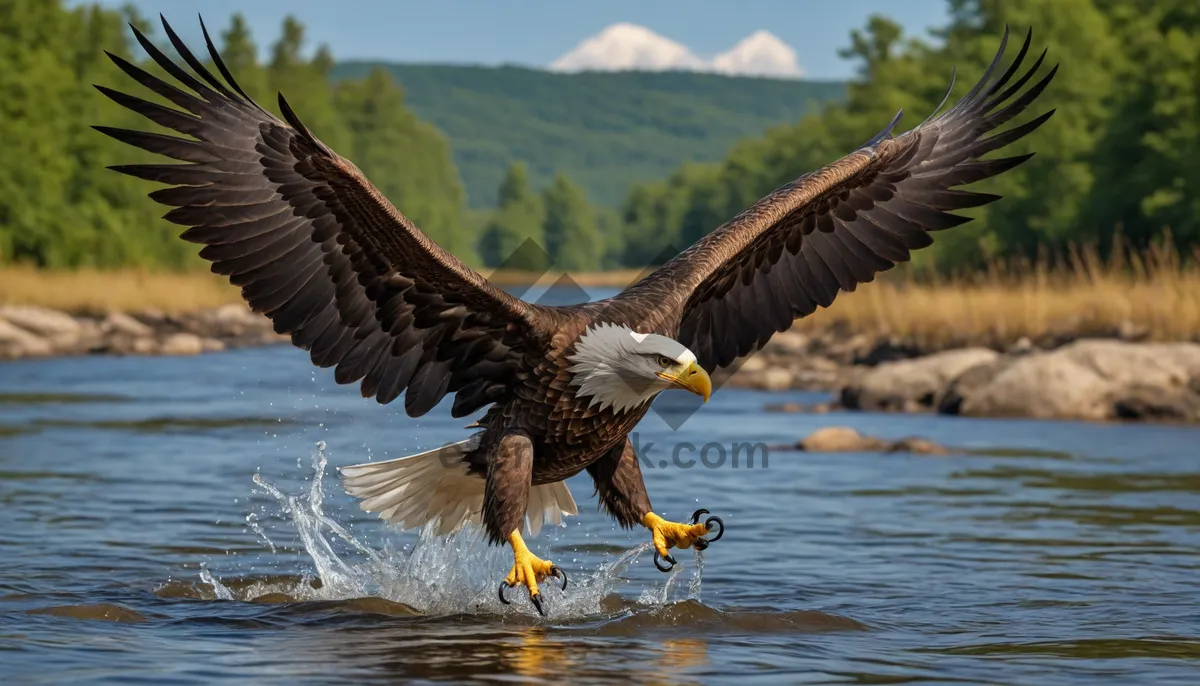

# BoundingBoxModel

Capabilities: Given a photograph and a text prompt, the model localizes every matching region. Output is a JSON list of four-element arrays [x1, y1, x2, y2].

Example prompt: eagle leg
[[642, 509, 724, 573], [497, 529, 567, 616]]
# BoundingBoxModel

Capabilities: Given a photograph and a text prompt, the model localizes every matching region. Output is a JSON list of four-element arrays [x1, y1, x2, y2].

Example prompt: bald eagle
[[98, 17, 1055, 614]]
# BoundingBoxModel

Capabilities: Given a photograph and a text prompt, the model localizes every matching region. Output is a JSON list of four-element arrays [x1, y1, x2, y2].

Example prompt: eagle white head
[[566, 323, 713, 414]]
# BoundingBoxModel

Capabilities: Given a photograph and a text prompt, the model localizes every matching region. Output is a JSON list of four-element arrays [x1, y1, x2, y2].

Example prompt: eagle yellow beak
[[657, 361, 712, 403]]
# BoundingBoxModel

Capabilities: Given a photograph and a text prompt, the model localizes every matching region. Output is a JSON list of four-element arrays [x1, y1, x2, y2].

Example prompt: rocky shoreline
[[5, 304, 1199, 423], [0, 304, 287, 359], [721, 331, 1200, 424]]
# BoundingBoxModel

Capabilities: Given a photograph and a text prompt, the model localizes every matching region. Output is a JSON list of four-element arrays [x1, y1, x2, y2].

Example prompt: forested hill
[[330, 63, 845, 208]]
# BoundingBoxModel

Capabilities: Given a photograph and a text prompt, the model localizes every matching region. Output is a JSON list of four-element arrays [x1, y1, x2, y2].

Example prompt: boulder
[[0, 319, 53, 358], [935, 357, 1012, 415], [131, 337, 159, 355], [101, 312, 153, 337], [841, 347, 1000, 412], [795, 426, 951, 454], [0, 305, 84, 353], [796, 427, 886, 452], [1112, 384, 1200, 421], [198, 303, 267, 338], [763, 331, 810, 355], [0, 305, 80, 337], [957, 340, 1200, 422], [791, 355, 846, 389], [756, 367, 795, 391], [160, 332, 205, 356]]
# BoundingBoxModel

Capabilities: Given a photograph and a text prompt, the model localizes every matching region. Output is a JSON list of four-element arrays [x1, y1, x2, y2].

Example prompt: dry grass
[[0, 266, 242, 315], [0, 266, 645, 316], [3, 241, 1198, 347], [790, 241, 1200, 348]]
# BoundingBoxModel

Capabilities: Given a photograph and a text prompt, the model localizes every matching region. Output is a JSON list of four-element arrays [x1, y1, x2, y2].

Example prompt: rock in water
[[885, 437, 950, 455], [796, 427, 886, 452], [840, 348, 1000, 412], [795, 426, 951, 454], [957, 340, 1200, 422]]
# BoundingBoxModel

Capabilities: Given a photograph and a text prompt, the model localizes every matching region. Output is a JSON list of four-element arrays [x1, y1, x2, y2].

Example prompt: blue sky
[[89, 1, 950, 80]]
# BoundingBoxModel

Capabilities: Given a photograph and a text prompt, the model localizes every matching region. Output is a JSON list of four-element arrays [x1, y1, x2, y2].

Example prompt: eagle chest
[[505, 332, 648, 484]]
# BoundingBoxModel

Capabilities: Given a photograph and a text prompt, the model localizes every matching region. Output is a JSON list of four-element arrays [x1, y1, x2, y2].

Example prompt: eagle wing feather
[[626, 27, 1057, 371], [98, 16, 554, 417]]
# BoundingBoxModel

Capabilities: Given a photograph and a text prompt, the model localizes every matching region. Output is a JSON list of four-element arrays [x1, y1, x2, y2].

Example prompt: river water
[[2, 301, 1199, 683]]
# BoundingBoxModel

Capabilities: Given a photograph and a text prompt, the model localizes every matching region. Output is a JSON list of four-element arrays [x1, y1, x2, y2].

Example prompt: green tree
[[542, 174, 602, 271], [478, 163, 546, 269], [1082, 0, 1200, 250], [594, 207, 627, 269], [0, 4, 479, 269]]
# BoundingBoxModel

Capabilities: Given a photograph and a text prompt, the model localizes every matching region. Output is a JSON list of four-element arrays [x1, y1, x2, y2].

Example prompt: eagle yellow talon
[[498, 530, 567, 615], [642, 510, 724, 572]]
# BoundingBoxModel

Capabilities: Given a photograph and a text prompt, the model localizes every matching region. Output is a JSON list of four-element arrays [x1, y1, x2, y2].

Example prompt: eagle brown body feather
[[98, 18, 1055, 546]]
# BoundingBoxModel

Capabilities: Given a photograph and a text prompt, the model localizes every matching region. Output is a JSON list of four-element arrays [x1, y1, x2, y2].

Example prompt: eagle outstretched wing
[[627, 27, 1056, 372], [97, 16, 555, 417]]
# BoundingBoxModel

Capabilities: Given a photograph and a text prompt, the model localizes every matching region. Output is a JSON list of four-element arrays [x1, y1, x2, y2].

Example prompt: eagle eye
[[657, 355, 674, 368]]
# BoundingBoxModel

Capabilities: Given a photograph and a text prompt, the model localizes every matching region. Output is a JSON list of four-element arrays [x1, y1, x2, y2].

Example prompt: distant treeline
[[330, 61, 844, 209], [0, 2, 470, 268], [2, 0, 1197, 274]]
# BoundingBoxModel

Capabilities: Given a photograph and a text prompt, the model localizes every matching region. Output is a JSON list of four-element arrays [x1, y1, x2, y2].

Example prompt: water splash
[[198, 441, 705, 620], [198, 563, 233, 601]]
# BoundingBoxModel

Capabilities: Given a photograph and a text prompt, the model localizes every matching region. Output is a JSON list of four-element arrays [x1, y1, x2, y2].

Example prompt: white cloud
[[549, 24, 804, 79], [711, 30, 805, 79], [549, 23, 705, 73]]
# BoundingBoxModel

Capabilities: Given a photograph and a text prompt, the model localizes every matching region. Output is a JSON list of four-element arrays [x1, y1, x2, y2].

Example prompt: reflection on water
[[1, 345, 1199, 684]]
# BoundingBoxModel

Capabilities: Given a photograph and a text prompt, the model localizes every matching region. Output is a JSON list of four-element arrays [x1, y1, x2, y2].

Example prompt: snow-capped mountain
[[548, 23, 705, 73], [711, 30, 805, 78], [549, 24, 804, 79]]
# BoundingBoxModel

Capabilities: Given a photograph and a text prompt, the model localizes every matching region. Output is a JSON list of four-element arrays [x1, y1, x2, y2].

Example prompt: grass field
[[787, 243, 1200, 348], [3, 243, 1198, 348]]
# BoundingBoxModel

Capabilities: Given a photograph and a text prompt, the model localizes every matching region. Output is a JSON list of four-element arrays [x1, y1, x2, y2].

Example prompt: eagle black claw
[[498, 581, 513, 605], [691, 508, 725, 544], [530, 593, 546, 617], [654, 551, 678, 572], [549, 565, 568, 591]]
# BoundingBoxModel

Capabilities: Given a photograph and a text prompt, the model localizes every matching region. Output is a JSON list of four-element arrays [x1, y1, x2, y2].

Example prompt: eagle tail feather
[[338, 436, 576, 537]]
